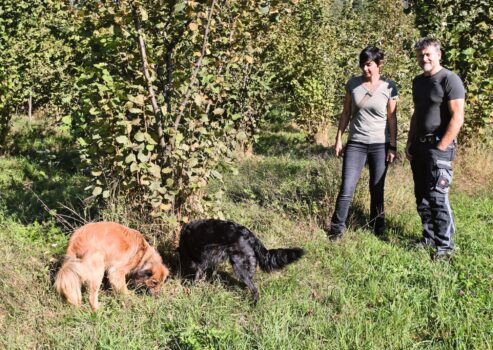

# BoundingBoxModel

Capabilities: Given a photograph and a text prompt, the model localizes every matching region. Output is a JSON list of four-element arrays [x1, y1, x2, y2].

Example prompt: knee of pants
[[339, 184, 357, 200]]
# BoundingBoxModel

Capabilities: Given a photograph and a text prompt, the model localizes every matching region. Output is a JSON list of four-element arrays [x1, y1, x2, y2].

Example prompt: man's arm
[[437, 98, 464, 151], [405, 111, 417, 161]]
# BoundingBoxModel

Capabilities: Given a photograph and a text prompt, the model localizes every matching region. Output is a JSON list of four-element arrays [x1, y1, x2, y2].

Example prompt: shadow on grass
[[254, 130, 334, 158], [344, 204, 416, 247], [0, 116, 93, 226], [0, 161, 90, 226]]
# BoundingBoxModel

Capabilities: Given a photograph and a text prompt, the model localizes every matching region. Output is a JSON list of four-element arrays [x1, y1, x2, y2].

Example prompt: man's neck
[[424, 65, 443, 77]]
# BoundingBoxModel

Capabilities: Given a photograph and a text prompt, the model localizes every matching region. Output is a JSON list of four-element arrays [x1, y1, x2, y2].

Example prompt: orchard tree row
[[0, 0, 490, 219]]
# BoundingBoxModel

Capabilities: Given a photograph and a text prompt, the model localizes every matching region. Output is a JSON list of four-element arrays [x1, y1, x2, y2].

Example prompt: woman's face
[[361, 60, 381, 78]]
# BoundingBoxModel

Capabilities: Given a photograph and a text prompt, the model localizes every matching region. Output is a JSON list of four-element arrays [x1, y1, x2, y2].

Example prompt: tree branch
[[173, 0, 217, 134], [132, 4, 167, 152]]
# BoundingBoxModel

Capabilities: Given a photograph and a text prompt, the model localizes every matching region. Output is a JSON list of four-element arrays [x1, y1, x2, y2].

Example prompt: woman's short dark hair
[[359, 46, 384, 68]]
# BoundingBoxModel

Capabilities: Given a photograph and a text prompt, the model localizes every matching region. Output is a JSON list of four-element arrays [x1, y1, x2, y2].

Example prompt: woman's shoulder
[[345, 75, 363, 91], [381, 76, 397, 86], [381, 77, 398, 92]]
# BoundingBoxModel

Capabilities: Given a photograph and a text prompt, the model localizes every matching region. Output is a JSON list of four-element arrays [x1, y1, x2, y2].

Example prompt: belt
[[418, 134, 440, 143]]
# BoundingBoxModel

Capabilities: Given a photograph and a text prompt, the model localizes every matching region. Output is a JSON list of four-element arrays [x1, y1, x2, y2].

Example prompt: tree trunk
[[28, 92, 32, 121], [132, 5, 167, 153]]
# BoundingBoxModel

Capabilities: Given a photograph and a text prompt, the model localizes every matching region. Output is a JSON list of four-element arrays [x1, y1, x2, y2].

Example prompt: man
[[406, 37, 465, 260]]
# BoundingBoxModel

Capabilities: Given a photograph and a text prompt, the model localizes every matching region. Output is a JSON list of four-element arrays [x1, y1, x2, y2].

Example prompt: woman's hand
[[386, 149, 396, 163], [335, 139, 344, 157]]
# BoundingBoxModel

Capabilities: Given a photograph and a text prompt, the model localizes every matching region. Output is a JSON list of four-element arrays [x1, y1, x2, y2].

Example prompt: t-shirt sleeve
[[388, 80, 399, 100], [345, 76, 358, 93], [445, 73, 465, 100]]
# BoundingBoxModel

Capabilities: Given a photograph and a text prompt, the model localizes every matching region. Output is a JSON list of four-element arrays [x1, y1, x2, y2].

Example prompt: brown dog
[[55, 221, 169, 311]]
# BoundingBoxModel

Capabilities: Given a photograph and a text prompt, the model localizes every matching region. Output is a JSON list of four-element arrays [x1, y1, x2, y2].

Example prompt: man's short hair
[[414, 37, 441, 51]]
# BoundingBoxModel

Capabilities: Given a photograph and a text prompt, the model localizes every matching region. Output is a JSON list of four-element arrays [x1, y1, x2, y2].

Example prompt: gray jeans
[[330, 141, 388, 236], [410, 141, 456, 251]]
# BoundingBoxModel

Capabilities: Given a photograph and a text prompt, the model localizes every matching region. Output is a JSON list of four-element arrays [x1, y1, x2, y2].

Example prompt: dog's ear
[[136, 269, 153, 278]]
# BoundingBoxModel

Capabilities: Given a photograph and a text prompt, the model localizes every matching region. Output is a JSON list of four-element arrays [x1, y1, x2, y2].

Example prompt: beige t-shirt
[[346, 76, 399, 144]]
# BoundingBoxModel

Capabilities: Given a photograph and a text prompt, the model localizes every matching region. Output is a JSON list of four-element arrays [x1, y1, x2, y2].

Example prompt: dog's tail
[[248, 230, 304, 272], [54, 256, 86, 306]]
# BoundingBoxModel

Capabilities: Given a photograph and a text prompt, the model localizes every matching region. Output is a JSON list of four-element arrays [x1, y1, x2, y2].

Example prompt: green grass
[[1, 127, 493, 349]]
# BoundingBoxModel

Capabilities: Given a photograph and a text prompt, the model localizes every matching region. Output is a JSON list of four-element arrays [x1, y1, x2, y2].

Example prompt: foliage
[[0, 0, 75, 150], [265, 0, 339, 134], [265, 0, 418, 140], [408, 0, 493, 141], [69, 0, 290, 218]]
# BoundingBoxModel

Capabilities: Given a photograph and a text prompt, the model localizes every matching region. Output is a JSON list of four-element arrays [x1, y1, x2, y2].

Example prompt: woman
[[328, 45, 398, 240]]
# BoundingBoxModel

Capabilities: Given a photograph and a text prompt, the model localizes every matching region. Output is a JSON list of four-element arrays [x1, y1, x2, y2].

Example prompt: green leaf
[[140, 7, 149, 21], [175, 132, 184, 144], [62, 115, 72, 125], [210, 170, 222, 180], [144, 133, 157, 145], [116, 135, 129, 144], [189, 158, 198, 168], [237, 131, 247, 141], [213, 108, 224, 115], [134, 132, 145, 142], [173, 2, 186, 14], [92, 187, 103, 196], [149, 164, 161, 178], [137, 151, 149, 162], [125, 153, 136, 163]]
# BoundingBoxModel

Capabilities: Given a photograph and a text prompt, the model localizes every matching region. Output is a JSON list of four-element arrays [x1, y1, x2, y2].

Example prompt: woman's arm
[[335, 91, 352, 157], [386, 98, 398, 163]]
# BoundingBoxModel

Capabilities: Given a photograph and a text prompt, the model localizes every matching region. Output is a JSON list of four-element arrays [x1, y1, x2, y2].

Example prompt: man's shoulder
[[441, 68, 464, 84], [412, 73, 426, 83]]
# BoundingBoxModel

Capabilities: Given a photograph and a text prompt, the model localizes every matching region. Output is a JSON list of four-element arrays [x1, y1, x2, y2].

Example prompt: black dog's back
[[178, 219, 304, 304]]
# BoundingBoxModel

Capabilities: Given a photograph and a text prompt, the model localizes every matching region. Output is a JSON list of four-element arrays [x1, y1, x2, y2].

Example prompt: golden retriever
[[55, 221, 169, 311]]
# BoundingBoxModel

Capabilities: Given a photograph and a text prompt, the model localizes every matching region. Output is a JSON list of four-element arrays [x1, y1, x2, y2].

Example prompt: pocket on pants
[[433, 160, 453, 194]]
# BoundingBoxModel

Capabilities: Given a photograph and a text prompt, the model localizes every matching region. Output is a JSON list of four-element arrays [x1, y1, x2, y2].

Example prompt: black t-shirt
[[412, 68, 465, 138]]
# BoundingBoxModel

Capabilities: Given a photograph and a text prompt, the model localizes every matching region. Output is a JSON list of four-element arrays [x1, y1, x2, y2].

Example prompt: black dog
[[178, 219, 304, 304]]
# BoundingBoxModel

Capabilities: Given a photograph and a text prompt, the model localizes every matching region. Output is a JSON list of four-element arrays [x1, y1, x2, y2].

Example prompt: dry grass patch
[[454, 145, 493, 196]]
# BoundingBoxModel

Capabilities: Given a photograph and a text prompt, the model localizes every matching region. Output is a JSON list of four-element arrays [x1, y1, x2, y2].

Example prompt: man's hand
[[436, 142, 449, 151]]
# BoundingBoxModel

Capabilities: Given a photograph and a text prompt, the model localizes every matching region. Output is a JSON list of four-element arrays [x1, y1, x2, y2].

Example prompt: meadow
[[1, 122, 492, 349]]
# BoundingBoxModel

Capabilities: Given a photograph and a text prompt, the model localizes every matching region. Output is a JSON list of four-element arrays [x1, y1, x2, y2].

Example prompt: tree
[[0, 0, 75, 151], [69, 0, 291, 218]]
